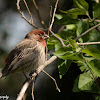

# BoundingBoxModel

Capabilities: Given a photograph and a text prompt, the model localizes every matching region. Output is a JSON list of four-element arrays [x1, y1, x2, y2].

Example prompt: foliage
[[48, 0, 100, 98]]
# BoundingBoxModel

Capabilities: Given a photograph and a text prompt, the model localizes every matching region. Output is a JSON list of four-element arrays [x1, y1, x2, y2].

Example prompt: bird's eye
[[38, 34, 42, 36]]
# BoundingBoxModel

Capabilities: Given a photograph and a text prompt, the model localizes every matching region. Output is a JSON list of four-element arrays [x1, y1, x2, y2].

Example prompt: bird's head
[[25, 29, 49, 46]]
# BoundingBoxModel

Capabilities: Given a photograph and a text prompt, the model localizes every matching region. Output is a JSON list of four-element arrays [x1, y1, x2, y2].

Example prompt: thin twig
[[16, 79, 32, 100], [32, 81, 34, 100], [47, 6, 53, 36], [49, 30, 66, 47], [75, 23, 100, 41], [49, 0, 59, 30], [23, 0, 33, 24], [58, 26, 65, 33], [95, 19, 100, 22], [90, 69, 95, 80], [77, 42, 100, 46], [16, 56, 57, 100], [16, 0, 37, 28], [32, 0, 46, 28], [92, 21, 100, 32], [80, 19, 100, 31], [45, 45, 48, 61], [42, 69, 61, 92], [48, 0, 66, 47], [46, 6, 53, 60], [81, 53, 95, 80], [82, 19, 100, 23], [49, 0, 66, 47], [50, 25, 100, 47]]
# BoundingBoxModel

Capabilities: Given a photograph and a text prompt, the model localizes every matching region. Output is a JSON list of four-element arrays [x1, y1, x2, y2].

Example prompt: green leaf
[[55, 14, 63, 20], [93, 3, 100, 19], [54, 47, 83, 61], [74, 0, 89, 11], [68, 39, 82, 52], [88, 60, 100, 77], [76, 19, 89, 43], [62, 54, 83, 61], [59, 28, 76, 40], [73, 76, 80, 92], [76, 19, 84, 43], [58, 59, 72, 79], [80, 65, 86, 72], [47, 38, 56, 50], [67, 24, 76, 30], [82, 48, 100, 59], [78, 73, 94, 90], [47, 35, 62, 50], [68, 39, 79, 49], [55, 42, 62, 51], [61, 8, 86, 18], [47, 43, 55, 50], [53, 47, 73, 56], [73, 72, 99, 93], [56, 15, 78, 25], [75, 60, 88, 71], [75, 56, 95, 72]]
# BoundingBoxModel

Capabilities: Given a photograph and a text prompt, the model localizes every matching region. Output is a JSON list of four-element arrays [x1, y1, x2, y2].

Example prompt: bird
[[0, 29, 49, 78]]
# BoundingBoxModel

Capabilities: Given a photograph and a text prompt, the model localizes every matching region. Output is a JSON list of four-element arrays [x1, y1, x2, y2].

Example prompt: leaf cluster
[[48, 0, 100, 96]]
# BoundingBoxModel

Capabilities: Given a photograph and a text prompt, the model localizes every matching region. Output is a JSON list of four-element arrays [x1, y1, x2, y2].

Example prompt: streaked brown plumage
[[0, 29, 49, 78]]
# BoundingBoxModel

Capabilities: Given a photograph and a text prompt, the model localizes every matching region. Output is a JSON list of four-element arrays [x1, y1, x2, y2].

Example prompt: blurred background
[[0, 0, 73, 100]]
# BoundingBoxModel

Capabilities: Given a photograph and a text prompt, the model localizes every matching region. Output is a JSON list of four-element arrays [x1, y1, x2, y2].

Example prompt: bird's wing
[[2, 39, 37, 76]]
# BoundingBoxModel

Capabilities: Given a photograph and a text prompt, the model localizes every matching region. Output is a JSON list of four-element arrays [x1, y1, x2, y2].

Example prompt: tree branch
[[16, 79, 31, 100], [49, 0, 59, 30], [75, 23, 100, 41], [49, 30, 66, 47], [23, 0, 33, 24], [77, 42, 100, 46], [16, 56, 57, 100], [42, 69, 60, 92], [32, 0, 46, 28], [46, 6, 53, 60], [32, 81, 34, 100], [16, 0, 38, 28]]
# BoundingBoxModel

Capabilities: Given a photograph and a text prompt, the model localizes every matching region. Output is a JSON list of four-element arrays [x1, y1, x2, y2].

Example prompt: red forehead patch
[[33, 29, 45, 35]]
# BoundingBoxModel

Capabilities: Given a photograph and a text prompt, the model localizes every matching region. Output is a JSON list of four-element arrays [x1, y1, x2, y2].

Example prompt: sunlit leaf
[[74, 0, 89, 11], [55, 42, 62, 51], [54, 47, 83, 61], [76, 19, 89, 43], [82, 48, 100, 59], [53, 47, 73, 56], [61, 8, 86, 18], [93, 3, 100, 18], [68, 39, 82, 53], [56, 15, 78, 25], [73, 72, 99, 93], [78, 73, 94, 90], [88, 60, 100, 77], [68, 39, 79, 49], [55, 14, 63, 20]]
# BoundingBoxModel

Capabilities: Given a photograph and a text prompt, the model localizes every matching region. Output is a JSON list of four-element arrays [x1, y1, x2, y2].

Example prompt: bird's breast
[[30, 43, 45, 71]]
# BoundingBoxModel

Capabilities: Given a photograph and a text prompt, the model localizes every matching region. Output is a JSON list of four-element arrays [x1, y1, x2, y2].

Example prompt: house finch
[[0, 29, 49, 78]]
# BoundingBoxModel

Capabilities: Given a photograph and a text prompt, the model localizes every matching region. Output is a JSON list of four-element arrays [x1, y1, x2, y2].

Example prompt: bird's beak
[[43, 34, 50, 39]]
